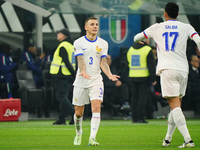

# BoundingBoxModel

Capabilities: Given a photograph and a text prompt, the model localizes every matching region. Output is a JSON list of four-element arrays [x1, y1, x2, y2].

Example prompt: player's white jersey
[[143, 20, 198, 75], [73, 36, 108, 88]]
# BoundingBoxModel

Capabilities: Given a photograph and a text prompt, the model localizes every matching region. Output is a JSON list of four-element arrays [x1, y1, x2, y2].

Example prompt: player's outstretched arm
[[77, 55, 91, 79], [134, 32, 146, 44], [100, 57, 120, 81]]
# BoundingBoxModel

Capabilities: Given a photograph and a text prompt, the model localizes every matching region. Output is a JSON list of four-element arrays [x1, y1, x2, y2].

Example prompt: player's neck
[[166, 17, 177, 21], [58, 37, 66, 42], [86, 34, 97, 41]]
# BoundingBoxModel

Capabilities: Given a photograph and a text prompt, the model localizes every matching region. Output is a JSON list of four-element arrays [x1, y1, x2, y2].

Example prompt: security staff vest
[[50, 41, 75, 75], [127, 45, 152, 77]]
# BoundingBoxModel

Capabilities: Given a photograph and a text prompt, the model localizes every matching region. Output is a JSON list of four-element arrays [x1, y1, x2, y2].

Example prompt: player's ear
[[164, 11, 168, 19], [84, 25, 87, 31]]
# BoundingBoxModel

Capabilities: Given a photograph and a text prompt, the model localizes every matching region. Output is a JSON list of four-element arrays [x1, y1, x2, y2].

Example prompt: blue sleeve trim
[[75, 53, 83, 57], [101, 55, 107, 58]]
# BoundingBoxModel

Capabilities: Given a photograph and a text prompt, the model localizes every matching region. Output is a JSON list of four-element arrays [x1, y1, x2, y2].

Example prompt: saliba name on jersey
[[165, 25, 178, 29]]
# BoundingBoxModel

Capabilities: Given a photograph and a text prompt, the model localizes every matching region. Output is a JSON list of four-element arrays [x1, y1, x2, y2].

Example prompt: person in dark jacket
[[20, 45, 45, 88], [50, 28, 76, 125], [0, 44, 17, 98], [188, 55, 200, 116], [102, 54, 130, 113], [127, 42, 156, 123]]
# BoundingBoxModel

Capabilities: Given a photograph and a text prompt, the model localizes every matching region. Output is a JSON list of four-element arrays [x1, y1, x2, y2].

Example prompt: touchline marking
[[0, 128, 91, 131]]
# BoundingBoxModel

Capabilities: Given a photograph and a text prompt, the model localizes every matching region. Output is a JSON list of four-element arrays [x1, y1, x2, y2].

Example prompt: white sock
[[89, 113, 101, 139], [165, 111, 176, 142], [74, 114, 83, 135], [172, 107, 191, 143]]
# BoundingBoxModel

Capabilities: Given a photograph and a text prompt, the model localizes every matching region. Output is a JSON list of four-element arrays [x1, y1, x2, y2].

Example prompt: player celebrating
[[72, 17, 120, 146], [134, 2, 200, 148]]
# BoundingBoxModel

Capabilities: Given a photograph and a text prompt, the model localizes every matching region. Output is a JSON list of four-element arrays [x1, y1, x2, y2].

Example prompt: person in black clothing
[[127, 42, 156, 123], [50, 28, 76, 125], [188, 55, 200, 116], [102, 55, 130, 115]]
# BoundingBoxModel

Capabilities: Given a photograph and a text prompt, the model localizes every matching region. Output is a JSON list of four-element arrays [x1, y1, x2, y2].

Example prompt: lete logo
[[3, 109, 18, 117]]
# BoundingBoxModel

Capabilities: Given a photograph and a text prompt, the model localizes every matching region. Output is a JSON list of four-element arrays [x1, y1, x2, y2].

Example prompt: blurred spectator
[[127, 42, 156, 123], [112, 47, 130, 84], [0, 44, 18, 98], [188, 55, 200, 116], [20, 45, 45, 88], [195, 45, 200, 59], [44, 49, 53, 63], [186, 39, 196, 60], [42, 47, 54, 70], [43, 45, 54, 63], [111, 47, 132, 109], [102, 54, 130, 115], [11, 48, 22, 62]]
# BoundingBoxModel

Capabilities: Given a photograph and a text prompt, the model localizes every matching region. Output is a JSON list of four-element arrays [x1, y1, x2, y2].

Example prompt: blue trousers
[[0, 73, 15, 98]]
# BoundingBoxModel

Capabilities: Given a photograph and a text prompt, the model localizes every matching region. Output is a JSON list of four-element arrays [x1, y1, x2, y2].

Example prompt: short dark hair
[[0, 44, 11, 54], [85, 17, 97, 25], [165, 2, 179, 19], [57, 28, 70, 37]]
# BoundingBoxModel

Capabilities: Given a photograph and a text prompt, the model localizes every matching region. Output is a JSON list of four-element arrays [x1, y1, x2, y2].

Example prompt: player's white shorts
[[72, 83, 104, 106], [160, 69, 188, 98]]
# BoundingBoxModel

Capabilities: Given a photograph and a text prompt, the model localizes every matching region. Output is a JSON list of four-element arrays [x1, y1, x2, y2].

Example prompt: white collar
[[192, 66, 198, 71]]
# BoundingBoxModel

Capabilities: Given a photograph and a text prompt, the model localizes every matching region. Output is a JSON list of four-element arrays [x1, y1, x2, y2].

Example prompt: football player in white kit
[[134, 2, 200, 148], [72, 17, 120, 146]]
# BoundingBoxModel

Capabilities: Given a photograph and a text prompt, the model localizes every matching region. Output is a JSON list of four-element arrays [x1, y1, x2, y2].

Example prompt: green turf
[[0, 119, 199, 150]]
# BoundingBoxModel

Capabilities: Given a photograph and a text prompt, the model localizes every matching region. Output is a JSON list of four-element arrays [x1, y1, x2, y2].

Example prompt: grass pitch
[[0, 119, 199, 150]]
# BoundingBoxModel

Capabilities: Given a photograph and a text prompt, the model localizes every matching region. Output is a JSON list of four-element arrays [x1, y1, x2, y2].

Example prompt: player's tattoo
[[77, 55, 86, 72], [101, 57, 112, 76]]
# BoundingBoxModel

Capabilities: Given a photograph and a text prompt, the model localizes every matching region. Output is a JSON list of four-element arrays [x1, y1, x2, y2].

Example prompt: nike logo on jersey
[[82, 48, 87, 50]]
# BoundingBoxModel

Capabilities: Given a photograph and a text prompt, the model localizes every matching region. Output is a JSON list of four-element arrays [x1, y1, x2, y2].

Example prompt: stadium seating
[[42, 70, 54, 117], [16, 70, 44, 117]]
